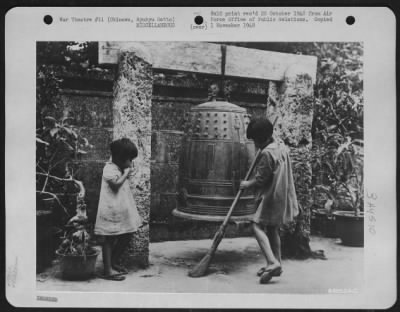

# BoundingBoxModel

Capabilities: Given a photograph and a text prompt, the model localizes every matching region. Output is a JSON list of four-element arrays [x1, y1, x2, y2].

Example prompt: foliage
[[37, 41, 98, 69], [56, 195, 96, 256], [288, 42, 364, 215], [291, 145, 313, 215], [36, 42, 94, 214], [313, 130, 364, 215], [36, 114, 91, 183], [289, 42, 363, 137]]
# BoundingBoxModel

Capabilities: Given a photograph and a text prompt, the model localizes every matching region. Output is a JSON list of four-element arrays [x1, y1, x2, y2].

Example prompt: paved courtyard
[[37, 235, 363, 294]]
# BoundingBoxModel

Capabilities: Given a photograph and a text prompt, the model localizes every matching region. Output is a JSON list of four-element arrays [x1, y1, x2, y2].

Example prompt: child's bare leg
[[102, 236, 122, 276], [252, 223, 280, 268], [111, 233, 131, 272], [267, 225, 282, 264]]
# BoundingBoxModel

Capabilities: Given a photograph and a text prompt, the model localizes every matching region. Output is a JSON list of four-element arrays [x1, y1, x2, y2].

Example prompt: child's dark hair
[[246, 117, 273, 143], [110, 138, 138, 164]]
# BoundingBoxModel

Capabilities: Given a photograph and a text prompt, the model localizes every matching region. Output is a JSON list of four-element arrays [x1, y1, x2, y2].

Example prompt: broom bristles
[[188, 253, 212, 277]]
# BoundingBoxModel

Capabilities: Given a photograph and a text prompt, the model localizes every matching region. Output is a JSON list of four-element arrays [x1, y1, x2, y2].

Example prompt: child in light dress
[[94, 138, 142, 281]]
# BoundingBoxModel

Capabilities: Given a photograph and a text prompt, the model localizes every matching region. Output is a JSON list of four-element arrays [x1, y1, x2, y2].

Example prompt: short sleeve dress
[[94, 161, 142, 236], [252, 139, 299, 226]]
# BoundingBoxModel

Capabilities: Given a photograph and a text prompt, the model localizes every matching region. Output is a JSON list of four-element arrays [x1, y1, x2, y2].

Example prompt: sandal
[[96, 273, 126, 281], [257, 266, 283, 277], [259, 265, 283, 284], [259, 266, 283, 284], [257, 267, 267, 277], [259, 271, 273, 284]]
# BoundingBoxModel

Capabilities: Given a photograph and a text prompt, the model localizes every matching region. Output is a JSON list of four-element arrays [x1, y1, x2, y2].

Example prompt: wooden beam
[[99, 41, 221, 75], [99, 41, 317, 82], [225, 45, 317, 82]]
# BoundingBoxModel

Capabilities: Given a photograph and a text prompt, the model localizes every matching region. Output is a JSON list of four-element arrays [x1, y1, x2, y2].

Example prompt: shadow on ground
[[37, 236, 363, 293]]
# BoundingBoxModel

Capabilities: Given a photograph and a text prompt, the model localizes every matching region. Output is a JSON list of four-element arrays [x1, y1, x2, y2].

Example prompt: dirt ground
[[37, 235, 363, 294]]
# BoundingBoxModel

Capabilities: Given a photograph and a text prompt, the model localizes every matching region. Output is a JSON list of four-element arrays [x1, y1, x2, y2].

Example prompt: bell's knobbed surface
[[176, 101, 256, 221]]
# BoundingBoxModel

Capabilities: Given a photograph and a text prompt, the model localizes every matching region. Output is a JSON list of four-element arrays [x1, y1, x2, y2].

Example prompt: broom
[[188, 147, 263, 277]]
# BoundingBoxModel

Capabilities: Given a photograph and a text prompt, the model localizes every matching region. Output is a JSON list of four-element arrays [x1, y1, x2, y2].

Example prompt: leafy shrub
[[288, 43, 364, 214], [36, 42, 94, 216]]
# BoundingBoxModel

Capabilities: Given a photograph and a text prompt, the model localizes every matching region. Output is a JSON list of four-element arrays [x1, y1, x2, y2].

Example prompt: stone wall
[[112, 51, 152, 268]]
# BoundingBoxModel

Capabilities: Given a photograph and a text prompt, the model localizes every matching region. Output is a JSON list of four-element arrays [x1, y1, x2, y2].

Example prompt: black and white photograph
[[35, 40, 363, 293], [5, 7, 396, 309]]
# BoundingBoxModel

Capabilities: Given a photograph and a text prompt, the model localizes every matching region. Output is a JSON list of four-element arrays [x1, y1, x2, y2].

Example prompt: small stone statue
[[208, 83, 220, 101]]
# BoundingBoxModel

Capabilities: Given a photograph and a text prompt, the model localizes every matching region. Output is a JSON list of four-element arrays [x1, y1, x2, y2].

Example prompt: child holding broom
[[240, 117, 299, 284]]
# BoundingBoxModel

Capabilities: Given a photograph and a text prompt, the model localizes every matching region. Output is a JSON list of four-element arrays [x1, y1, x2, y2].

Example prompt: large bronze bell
[[173, 100, 257, 222]]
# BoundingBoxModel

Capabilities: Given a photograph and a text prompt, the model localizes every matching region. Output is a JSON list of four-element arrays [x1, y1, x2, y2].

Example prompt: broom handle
[[220, 148, 262, 229], [213, 115, 278, 236], [219, 115, 277, 228]]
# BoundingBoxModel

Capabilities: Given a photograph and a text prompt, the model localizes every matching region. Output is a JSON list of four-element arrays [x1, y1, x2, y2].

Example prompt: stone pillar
[[113, 50, 152, 267], [267, 64, 315, 258]]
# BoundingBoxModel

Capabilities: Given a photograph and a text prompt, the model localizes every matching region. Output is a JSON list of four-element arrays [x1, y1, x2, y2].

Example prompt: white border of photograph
[[5, 7, 396, 309]]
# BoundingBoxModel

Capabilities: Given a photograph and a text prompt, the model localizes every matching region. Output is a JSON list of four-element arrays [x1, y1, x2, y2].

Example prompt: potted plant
[[55, 182, 99, 280], [36, 112, 92, 267], [312, 185, 339, 238], [314, 133, 364, 246], [311, 132, 344, 238], [312, 127, 364, 239], [332, 138, 364, 247], [307, 43, 363, 239]]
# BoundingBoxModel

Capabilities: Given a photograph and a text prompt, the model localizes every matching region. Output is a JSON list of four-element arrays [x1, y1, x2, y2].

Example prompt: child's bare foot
[[97, 269, 125, 281], [112, 264, 128, 274], [105, 268, 125, 276]]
